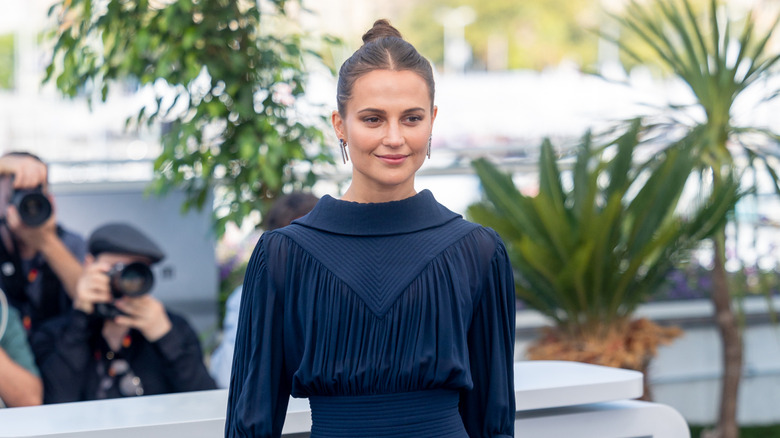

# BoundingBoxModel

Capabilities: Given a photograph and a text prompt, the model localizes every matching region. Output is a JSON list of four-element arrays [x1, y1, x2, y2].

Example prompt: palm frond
[[468, 120, 735, 335]]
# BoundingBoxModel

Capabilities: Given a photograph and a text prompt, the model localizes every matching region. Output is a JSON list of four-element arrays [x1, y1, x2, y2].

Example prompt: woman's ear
[[332, 110, 345, 140]]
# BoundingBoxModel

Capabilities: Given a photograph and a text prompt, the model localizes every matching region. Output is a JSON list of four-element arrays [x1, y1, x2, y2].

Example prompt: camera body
[[94, 262, 155, 319], [10, 187, 52, 227]]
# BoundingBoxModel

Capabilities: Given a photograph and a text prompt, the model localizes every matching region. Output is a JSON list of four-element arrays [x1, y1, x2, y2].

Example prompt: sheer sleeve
[[225, 236, 291, 437], [460, 236, 516, 438]]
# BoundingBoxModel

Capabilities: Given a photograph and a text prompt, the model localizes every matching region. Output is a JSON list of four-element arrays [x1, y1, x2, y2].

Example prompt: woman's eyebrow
[[356, 107, 426, 114]]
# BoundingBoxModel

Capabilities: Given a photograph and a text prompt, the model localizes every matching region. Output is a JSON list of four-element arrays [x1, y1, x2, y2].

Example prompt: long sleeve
[[152, 312, 216, 392], [30, 310, 93, 404], [460, 237, 516, 438], [225, 236, 291, 437]]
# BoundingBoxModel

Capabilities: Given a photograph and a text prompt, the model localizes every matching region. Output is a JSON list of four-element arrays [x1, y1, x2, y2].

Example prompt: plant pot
[[526, 317, 682, 401]]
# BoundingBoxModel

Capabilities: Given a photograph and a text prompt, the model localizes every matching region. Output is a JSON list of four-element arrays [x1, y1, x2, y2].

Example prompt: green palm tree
[[468, 120, 740, 398], [602, 0, 780, 436]]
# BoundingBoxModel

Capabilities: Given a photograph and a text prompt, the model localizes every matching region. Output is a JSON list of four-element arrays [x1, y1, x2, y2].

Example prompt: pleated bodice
[[226, 190, 516, 438]]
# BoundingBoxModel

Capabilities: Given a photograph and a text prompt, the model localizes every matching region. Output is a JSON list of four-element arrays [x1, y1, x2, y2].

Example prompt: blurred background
[[1, 0, 780, 434]]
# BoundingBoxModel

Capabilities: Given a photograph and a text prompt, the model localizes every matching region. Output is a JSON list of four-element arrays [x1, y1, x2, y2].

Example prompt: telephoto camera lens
[[10, 188, 52, 227], [108, 262, 155, 298], [95, 262, 155, 319]]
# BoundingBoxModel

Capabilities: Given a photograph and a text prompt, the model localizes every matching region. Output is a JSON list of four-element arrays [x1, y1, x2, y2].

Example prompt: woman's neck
[[341, 184, 417, 204]]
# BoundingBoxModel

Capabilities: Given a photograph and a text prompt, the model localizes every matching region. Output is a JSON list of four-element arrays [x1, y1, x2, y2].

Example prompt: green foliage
[[400, 0, 601, 70], [468, 121, 741, 336], [601, 0, 710, 75], [44, 0, 336, 235], [0, 34, 14, 89], [602, 0, 780, 317], [603, 2, 780, 433], [602, 0, 780, 183]]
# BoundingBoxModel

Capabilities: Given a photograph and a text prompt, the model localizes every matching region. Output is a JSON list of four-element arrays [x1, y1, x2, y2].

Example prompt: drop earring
[[339, 139, 349, 164], [427, 136, 432, 159]]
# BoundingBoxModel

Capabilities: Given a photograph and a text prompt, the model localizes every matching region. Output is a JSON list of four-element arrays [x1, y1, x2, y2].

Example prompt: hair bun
[[362, 19, 403, 44]]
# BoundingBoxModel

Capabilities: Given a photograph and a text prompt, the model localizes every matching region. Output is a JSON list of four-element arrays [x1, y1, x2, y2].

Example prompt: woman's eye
[[406, 115, 422, 123], [363, 117, 381, 124]]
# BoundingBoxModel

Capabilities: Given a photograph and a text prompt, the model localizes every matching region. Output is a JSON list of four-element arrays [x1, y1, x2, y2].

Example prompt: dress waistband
[[308, 389, 468, 438]]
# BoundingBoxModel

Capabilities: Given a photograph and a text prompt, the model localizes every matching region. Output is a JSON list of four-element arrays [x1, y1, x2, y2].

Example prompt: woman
[[226, 19, 516, 438]]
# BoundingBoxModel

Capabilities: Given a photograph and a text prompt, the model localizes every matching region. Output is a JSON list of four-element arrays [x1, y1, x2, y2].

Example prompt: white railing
[[0, 361, 689, 438]]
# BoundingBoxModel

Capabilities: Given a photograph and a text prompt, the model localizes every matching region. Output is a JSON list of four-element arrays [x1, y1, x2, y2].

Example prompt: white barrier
[[0, 361, 689, 438]]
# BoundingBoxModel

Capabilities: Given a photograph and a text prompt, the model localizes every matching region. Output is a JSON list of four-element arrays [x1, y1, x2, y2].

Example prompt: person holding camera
[[0, 152, 86, 335], [30, 223, 216, 404]]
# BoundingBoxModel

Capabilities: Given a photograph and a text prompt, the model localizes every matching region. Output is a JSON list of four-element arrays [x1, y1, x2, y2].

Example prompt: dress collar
[[292, 189, 461, 236]]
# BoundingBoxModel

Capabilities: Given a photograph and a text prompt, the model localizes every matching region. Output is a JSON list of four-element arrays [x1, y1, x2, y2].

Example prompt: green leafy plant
[[468, 120, 741, 396], [601, 1, 780, 435], [470, 121, 739, 332], [44, 0, 336, 235]]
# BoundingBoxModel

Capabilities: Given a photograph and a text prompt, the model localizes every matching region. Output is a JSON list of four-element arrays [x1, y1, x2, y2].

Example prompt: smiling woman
[[332, 69, 437, 203], [225, 19, 516, 438]]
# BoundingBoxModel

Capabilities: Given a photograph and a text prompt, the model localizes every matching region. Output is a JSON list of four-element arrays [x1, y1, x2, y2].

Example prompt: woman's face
[[332, 69, 437, 203]]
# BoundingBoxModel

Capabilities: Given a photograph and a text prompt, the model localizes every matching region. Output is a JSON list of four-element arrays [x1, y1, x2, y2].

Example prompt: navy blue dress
[[226, 190, 516, 437]]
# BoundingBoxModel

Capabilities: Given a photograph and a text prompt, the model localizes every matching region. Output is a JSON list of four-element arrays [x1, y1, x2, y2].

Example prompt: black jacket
[[31, 309, 216, 404]]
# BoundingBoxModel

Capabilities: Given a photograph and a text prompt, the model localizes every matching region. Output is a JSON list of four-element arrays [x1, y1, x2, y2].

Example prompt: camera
[[94, 262, 155, 319], [108, 262, 154, 298], [10, 187, 52, 227]]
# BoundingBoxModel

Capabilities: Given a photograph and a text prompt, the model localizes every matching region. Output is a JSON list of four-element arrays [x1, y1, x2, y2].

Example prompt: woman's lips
[[376, 154, 409, 165]]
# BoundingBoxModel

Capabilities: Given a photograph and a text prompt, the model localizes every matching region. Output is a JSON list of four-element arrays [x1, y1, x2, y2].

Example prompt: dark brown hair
[[263, 191, 319, 230], [336, 19, 435, 115]]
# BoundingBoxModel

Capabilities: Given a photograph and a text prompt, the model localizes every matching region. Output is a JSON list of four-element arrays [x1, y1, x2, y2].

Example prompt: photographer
[[31, 223, 216, 404], [0, 152, 85, 335]]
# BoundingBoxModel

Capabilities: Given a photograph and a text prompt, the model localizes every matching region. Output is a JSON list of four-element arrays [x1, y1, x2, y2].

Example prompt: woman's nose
[[383, 122, 404, 147]]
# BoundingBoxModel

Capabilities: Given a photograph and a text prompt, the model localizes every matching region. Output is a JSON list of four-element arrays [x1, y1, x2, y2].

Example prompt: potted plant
[[468, 119, 741, 400], [602, 1, 780, 435]]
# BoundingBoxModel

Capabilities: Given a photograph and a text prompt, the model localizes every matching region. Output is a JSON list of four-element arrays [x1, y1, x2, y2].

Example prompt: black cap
[[88, 222, 166, 264]]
